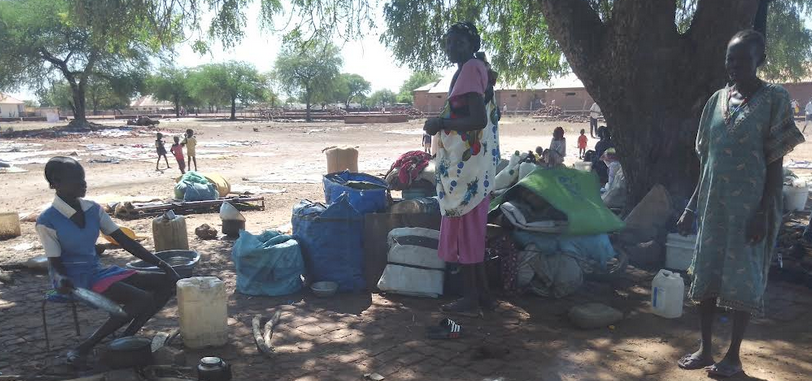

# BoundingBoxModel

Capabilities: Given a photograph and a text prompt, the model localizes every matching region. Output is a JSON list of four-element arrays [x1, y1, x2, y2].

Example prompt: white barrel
[[783, 185, 809, 212], [651, 269, 685, 319], [177, 276, 228, 348]]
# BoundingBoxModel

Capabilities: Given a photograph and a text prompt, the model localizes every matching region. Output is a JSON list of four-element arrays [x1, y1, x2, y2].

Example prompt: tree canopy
[[148, 67, 192, 117], [334, 73, 372, 109], [187, 61, 265, 120], [367, 89, 397, 108], [0, 0, 170, 126], [398, 71, 441, 104], [274, 36, 343, 121]]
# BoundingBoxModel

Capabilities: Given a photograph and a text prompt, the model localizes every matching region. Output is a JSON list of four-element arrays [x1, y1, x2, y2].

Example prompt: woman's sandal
[[426, 318, 462, 339], [677, 354, 715, 370], [705, 363, 743, 378]]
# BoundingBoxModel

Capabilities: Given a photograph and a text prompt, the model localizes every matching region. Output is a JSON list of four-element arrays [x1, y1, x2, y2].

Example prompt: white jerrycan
[[651, 269, 685, 318]]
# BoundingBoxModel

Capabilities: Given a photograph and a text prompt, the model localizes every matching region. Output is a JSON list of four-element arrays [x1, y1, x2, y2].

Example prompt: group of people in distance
[[34, 21, 803, 380], [155, 129, 197, 174]]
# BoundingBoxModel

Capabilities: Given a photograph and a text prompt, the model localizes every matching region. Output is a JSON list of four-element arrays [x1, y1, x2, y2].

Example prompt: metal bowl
[[310, 281, 338, 297], [126, 250, 200, 278]]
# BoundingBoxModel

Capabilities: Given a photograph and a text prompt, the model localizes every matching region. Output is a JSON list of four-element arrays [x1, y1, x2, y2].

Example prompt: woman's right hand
[[56, 274, 75, 294], [676, 209, 695, 236]]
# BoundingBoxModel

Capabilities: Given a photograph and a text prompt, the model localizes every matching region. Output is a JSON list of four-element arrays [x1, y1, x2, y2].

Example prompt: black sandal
[[426, 318, 462, 339]]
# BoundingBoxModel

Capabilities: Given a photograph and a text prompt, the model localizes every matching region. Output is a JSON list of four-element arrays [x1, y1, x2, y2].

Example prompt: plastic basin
[[126, 250, 200, 278], [310, 281, 338, 297]]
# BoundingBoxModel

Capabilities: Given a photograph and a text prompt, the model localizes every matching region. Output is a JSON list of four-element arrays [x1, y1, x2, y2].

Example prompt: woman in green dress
[[676, 30, 804, 377]]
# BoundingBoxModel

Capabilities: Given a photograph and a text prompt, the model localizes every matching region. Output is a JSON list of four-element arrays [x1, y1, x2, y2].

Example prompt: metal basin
[[126, 250, 200, 278]]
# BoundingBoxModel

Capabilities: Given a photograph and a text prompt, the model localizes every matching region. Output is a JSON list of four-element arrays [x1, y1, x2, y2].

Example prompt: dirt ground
[[1, 117, 812, 381]]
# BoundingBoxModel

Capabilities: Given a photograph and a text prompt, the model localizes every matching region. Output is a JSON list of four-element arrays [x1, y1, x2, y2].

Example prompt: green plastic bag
[[174, 171, 211, 200], [490, 167, 624, 236]]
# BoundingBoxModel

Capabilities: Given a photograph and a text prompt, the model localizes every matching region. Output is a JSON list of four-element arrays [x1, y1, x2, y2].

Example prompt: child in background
[[548, 127, 566, 167], [422, 132, 432, 155], [155, 133, 170, 171], [182, 129, 197, 172], [578, 129, 588, 159], [170, 136, 185, 175]]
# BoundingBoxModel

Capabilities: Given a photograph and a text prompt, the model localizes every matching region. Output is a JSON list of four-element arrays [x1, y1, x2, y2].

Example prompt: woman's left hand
[[746, 210, 768, 245]]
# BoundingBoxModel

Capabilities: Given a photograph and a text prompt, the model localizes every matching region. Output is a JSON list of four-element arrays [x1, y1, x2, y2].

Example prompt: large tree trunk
[[68, 82, 87, 128], [175, 95, 181, 117], [539, 0, 762, 207], [230, 97, 237, 120]]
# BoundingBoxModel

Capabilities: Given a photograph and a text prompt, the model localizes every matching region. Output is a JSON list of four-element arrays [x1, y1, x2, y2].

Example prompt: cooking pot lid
[[200, 357, 223, 366], [107, 336, 151, 351]]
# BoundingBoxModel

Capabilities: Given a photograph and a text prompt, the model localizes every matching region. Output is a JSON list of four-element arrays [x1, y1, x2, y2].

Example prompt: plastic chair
[[42, 290, 81, 352]]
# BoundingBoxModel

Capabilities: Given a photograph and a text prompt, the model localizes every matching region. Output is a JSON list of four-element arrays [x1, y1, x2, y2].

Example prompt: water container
[[324, 147, 359, 174], [152, 211, 189, 252], [665, 233, 697, 271], [572, 161, 592, 172], [651, 269, 685, 319], [176, 276, 228, 348], [783, 184, 809, 212], [0, 212, 21, 241]]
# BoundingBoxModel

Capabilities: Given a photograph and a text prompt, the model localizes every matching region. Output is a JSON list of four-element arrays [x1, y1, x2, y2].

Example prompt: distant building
[[0, 94, 25, 118], [130, 95, 174, 113], [412, 73, 594, 114], [779, 74, 812, 112]]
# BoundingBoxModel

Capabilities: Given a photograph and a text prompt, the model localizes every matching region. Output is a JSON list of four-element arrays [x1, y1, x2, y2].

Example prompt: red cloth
[[578, 135, 588, 149], [438, 197, 490, 264], [389, 151, 432, 188], [170, 144, 185, 161]]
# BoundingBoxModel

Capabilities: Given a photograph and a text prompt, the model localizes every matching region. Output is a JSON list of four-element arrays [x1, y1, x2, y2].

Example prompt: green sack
[[490, 167, 624, 236], [173, 171, 210, 200]]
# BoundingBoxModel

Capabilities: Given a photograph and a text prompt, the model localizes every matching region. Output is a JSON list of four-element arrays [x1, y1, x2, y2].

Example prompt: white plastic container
[[177, 276, 228, 349], [519, 162, 537, 179], [152, 211, 189, 252], [572, 161, 592, 172], [651, 269, 685, 319], [665, 233, 696, 271], [783, 184, 809, 212]]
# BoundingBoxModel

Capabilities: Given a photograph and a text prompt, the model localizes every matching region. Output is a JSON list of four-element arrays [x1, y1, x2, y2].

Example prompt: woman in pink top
[[424, 22, 500, 316]]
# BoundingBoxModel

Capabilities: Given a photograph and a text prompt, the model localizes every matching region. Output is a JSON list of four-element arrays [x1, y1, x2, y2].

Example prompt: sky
[[9, 1, 435, 101]]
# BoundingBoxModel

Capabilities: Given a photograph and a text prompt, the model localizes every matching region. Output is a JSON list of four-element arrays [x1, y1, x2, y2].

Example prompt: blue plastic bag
[[323, 171, 388, 214], [183, 182, 218, 201], [292, 194, 365, 292], [232, 230, 305, 296]]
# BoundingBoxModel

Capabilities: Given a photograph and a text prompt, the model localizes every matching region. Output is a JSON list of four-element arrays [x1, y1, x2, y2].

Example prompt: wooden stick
[[252, 315, 272, 355]]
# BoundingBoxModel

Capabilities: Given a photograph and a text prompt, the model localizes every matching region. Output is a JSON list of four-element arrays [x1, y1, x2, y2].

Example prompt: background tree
[[188, 62, 265, 120], [367, 89, 398, 109], [397, 71, 441, 104], [0, 0, 168, 127], [336, 73, 372, 109], [274, 36, 343, 121], [378, 0, 812, 205], [148, 67, 192, 117]]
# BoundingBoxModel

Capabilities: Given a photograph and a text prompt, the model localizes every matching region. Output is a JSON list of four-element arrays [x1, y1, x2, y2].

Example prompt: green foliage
[[148, 67, 192, 114], [37, 82, 74, 109], [0, 0, 168, 123], [761, 0, 812, 81], [367, 89, 397, 108], [274, 35, 343, 116], [333, 73, 371, 107], [187, 61, 265, 119], [397, 71, 440, 104]]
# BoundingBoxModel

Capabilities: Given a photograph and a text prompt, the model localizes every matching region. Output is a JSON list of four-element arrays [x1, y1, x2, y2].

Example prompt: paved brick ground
[[2, 240, 812, 380]]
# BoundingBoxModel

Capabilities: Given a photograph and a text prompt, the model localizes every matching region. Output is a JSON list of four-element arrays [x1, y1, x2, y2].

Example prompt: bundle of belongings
[[292, 171, 390, 292], [599, 148, 626, 209], [173, 171, 230, 202], [385, 151, 436, 198], [377, 228, 445, 297], [489, 166, 625, 298]]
